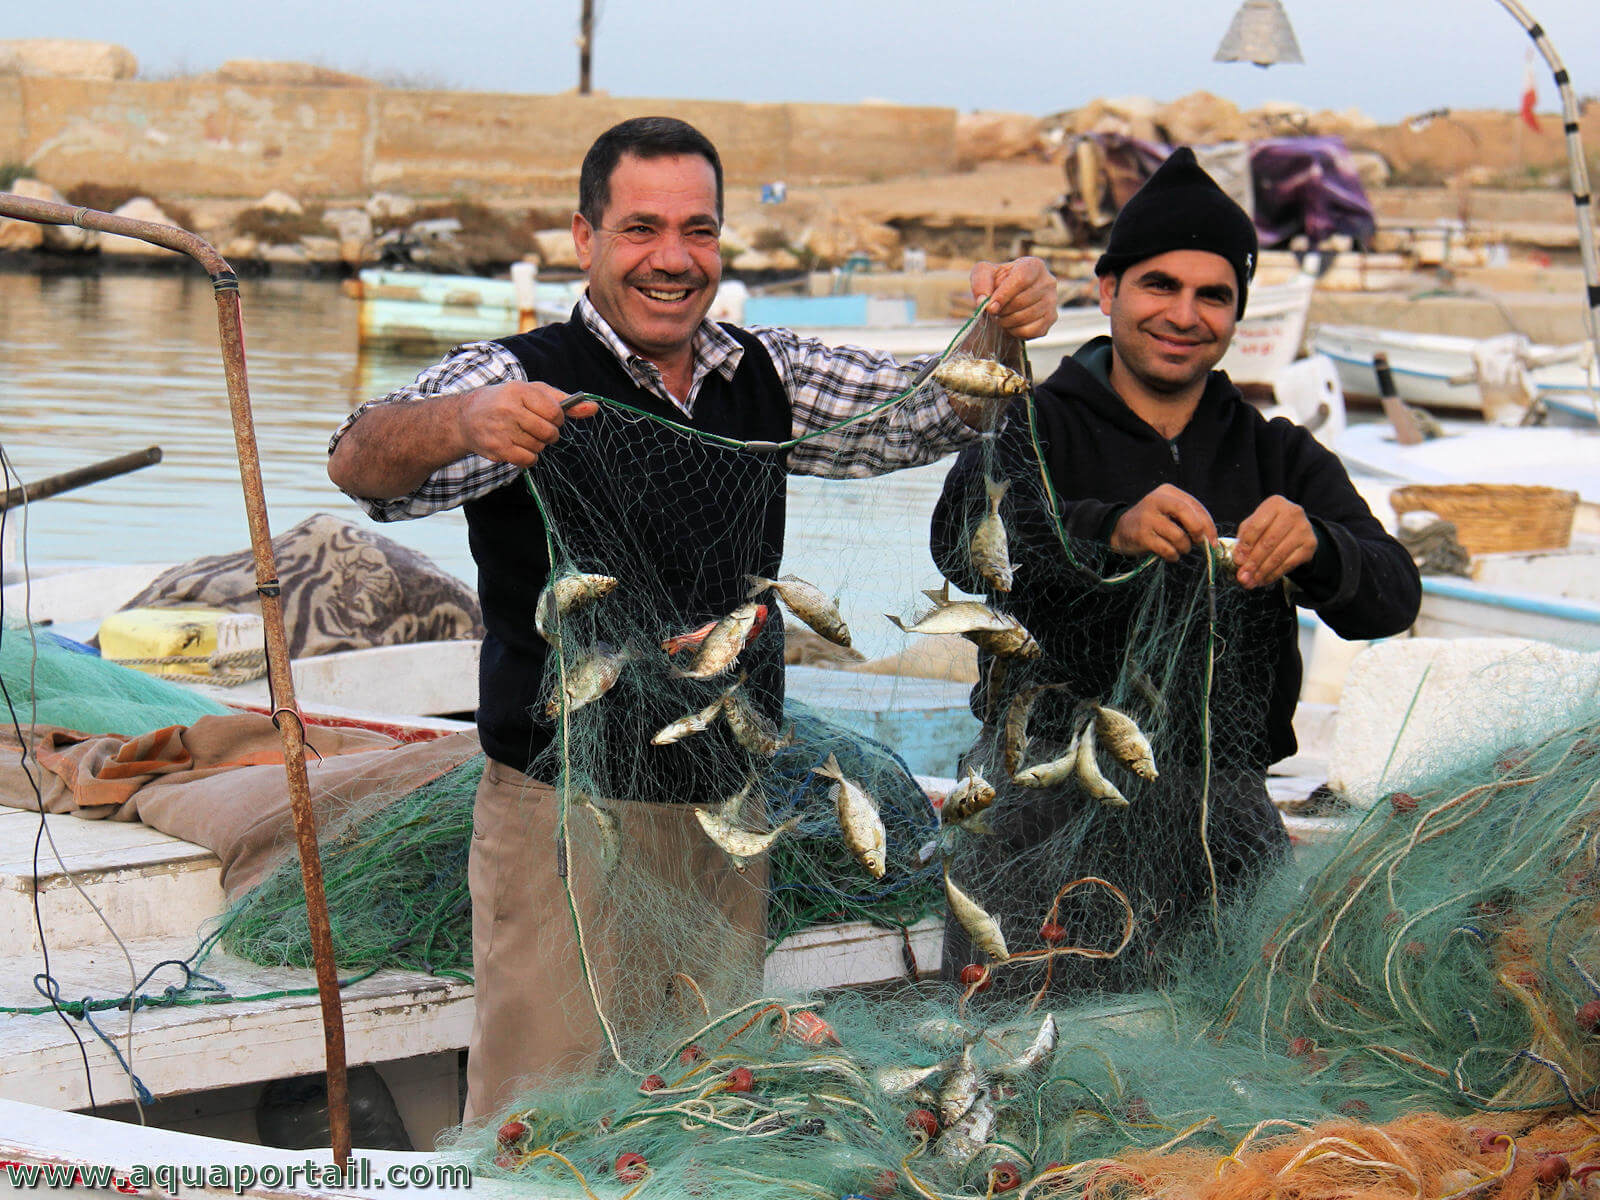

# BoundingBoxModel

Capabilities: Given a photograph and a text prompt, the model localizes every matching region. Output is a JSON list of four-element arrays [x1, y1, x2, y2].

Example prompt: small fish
[[1213, 535, 1240, 574], [545, 645, 629, 717], [676, 601, 764, 679], [1013, 728, 1085, 789], [995, 1012, 1057, 1078], [662, 603, 769, 657], [933, 357, 1029, 399], [941, 769, 996, 831], [1076, 729, 1129, 807], [969, 476, 1014, 593], [535, 573, 618, 645], [964, 623, 1040, 660], [573, 791, 621, 875], [1002, 685, 1046, 779], [873, 1061, 947, 1096], [939, 1093, 996, 1164], [693, 804, 801, 874], [937, 1041, 985, 1127], [747, 574, 851, 648], [650, 693, 728, 746], [887, 582, 1019, 638], [1094, 704, 1158, 781], [945, 872, 1009, 961], [722, 689, 795, 758], [913, 1017, 971, 1047], [813, 752, 887, 880]]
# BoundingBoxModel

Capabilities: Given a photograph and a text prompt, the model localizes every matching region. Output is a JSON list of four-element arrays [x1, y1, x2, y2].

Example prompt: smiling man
[[929, 147, 1420, 999], [328, 116, 1059, 1120]]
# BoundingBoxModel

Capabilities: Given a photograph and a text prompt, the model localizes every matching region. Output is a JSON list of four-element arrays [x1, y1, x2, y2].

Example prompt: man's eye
[[686, 229, 720, 245]]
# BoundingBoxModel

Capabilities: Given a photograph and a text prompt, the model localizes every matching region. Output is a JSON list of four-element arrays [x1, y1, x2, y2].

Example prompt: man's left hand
[[1235, 496, 1317, 589], [970, 257, 1057, 340]]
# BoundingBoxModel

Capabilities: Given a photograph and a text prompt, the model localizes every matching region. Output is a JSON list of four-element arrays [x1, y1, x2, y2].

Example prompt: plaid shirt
[[330, 295, 977, 520]]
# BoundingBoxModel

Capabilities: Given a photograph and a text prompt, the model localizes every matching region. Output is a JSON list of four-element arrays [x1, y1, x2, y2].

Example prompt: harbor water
[[0, 271, 958, 661]]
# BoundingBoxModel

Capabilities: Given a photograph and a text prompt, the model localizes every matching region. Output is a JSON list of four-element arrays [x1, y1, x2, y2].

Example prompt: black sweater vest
[[466, 315, 792, 778]]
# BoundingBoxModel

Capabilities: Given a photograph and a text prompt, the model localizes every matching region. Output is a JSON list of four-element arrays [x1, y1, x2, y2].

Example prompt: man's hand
[[1110, 484, 1217, 561], [456, 382, 599, 468], [969, 257, 1058, 340], [1234, 496, 1317, 589]]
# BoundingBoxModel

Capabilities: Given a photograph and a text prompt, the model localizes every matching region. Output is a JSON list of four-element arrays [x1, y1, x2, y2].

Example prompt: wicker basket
[[1390, 483, 1579, 556]]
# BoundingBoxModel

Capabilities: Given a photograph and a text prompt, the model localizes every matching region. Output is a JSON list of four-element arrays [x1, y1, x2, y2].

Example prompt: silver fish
[[650, 693, 728, 746], [1012, 728, 1084, 789], [872, 1061, 948, 1096], [545, 645, 629, 717], [723, 689, 795, 758], [693, 807, 801, 873], [933, 356, 1029, 399], [937, 1041, 984, 1127], [969, 476, 1013, 593], [941, 769, 996, 831], [994, 1012, 1057, 1078], [945, 872, 1009, 961], [887, 582, 1018, 638], [813, 752, 887, 880], [913, 1017, 971, 1047], [1076, 729, 1129, 807], [535, 573, 618, 644], [747, 574, 851, 648], [1002, 684, 1045, 779], [572, 791, 621, 875], [1094, 704, 1158, 781], [676, 601, 762, 680], [939, 1093, 996, 1164], [1213, 535, 1240, 574]]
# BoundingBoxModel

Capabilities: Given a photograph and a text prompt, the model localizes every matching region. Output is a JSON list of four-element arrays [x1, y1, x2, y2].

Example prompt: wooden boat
[[1309, 322, 1598, 423]]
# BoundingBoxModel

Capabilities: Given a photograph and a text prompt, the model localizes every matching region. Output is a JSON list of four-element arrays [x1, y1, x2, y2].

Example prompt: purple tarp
[[1249, 136, 1376, 249]]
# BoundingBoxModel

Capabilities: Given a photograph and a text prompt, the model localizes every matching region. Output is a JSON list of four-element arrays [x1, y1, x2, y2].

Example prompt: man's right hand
[[456, 382, 600, 468], [1109, 484, 1217, 561]]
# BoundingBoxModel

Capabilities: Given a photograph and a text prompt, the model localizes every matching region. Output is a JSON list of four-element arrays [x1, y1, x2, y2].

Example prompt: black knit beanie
[[1094, 147, 1258, 318]]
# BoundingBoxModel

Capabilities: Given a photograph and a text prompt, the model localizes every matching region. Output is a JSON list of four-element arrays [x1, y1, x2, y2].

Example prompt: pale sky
[[9, 0, 1599, 124]]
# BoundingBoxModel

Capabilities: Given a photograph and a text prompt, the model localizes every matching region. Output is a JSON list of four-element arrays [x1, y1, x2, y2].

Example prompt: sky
[[9, 0, 1599, 125]]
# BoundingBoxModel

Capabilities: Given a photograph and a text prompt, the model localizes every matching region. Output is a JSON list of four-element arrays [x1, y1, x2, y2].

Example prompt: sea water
[[0, 271, 960, 662]]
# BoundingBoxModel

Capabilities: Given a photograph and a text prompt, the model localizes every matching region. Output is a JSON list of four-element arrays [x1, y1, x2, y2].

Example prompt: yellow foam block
[[98, 607, 252, 677]]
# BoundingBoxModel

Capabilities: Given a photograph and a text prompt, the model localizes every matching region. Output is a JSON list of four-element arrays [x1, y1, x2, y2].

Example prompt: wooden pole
[[579, 0, 595, 94], [0, 193, 353, 1169], [0, 447, 161, 511]]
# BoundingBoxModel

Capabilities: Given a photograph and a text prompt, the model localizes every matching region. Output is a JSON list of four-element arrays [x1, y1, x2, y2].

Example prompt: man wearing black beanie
[[929, 147, 1420, 998]]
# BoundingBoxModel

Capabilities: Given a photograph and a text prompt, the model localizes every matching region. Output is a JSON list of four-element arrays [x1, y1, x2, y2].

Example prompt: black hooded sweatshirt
[[931, 337, 1421, 769]]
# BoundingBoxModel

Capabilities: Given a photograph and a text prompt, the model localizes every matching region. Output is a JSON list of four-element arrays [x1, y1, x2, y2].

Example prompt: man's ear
[[1097, 272, 1118, 316], [572, 211, 594, 272]]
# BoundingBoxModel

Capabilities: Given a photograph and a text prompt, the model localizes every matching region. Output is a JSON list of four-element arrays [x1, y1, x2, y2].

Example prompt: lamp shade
[[1214, 0, 1304, 67]]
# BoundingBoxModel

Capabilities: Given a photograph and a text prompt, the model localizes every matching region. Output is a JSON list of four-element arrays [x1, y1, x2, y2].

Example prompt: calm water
[[0, 272, 953, 660]]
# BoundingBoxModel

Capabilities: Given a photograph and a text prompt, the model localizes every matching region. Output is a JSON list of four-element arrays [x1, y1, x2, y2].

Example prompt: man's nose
[[1167, 290, 1201, 328], [650, 230, 693, 272]]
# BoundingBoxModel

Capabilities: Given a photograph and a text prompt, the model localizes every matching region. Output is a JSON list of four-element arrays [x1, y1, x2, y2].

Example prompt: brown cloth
[[113, 512, 484, 659], [463, 758, 767, 1123], [1, 713, 481, 896]]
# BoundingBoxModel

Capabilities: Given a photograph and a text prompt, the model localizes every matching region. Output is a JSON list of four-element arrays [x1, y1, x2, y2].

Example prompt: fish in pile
[[545, 644, 630, 717], [674, 600, 765, 679], [693, 777, 800, 873], [812, 752, 887, 880], [969, 476, 1014, 593], [650, 686, 733, 746], [940, 769, 996, 832], [722, 688, 795, 757], [535, 572, 618, 645], [994, 1012, 1058, 1079], [1002, 684, 1047, 778], [887, 582, 1037, 659], [747, 573, 851, 648], [932, 355, 1029, 429], [1075, 728, 1129, 807], [1012, 727, 1084, 789], [937, 1041, 984, 1127]]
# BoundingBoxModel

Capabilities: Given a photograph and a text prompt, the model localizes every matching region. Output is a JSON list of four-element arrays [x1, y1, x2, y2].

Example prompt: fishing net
[[432, 312, 1600, 1198]]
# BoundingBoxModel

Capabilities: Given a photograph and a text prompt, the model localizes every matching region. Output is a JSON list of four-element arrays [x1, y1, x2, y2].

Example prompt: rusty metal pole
[[0, 193, 352, 1169]]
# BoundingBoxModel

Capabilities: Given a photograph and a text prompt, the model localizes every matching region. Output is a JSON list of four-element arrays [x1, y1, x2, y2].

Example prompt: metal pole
[[0, 193, 353, 1169], [578, 0, 595, 94]]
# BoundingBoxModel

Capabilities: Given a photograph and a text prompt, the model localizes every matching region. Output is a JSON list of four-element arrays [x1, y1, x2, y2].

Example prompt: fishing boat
[[1308, 322, 1599, 424]]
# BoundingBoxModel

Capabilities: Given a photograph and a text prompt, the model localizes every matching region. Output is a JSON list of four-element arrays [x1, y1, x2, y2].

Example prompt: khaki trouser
[[463, 757, 767, 1123]]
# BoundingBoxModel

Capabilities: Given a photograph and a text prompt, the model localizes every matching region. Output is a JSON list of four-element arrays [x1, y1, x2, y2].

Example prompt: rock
[[1157, 91, 1247, 145], [222, 235, 260, 261], [729, 247, 802, 273], [1348, 150, 1391, 192], [5, 177, 96, 251], [321, 207, 374, 245], [717, 224, 752, 259], [956, 111, 1045, 167], [299, 235, 342, 264], [0, 208, 44, 252], [0, 39, 137, 80], [799, 221, 901, 267], [212, 60, 372, 87], [365, 193, 414, 223], [99, 198, 183, 258], [261, 242, 310, 266], [531, 228, 580, 271], [256, 190, 303, 215], [1071, 96, 1161, 142]]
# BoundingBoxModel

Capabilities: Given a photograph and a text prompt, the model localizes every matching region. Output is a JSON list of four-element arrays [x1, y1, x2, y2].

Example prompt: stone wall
[[0, 77, 956, 201]]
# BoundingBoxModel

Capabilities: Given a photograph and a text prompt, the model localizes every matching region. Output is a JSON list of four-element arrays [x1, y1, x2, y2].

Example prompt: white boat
[[1309, 322, 1599, 424], [351, 269, 1316, 387]]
